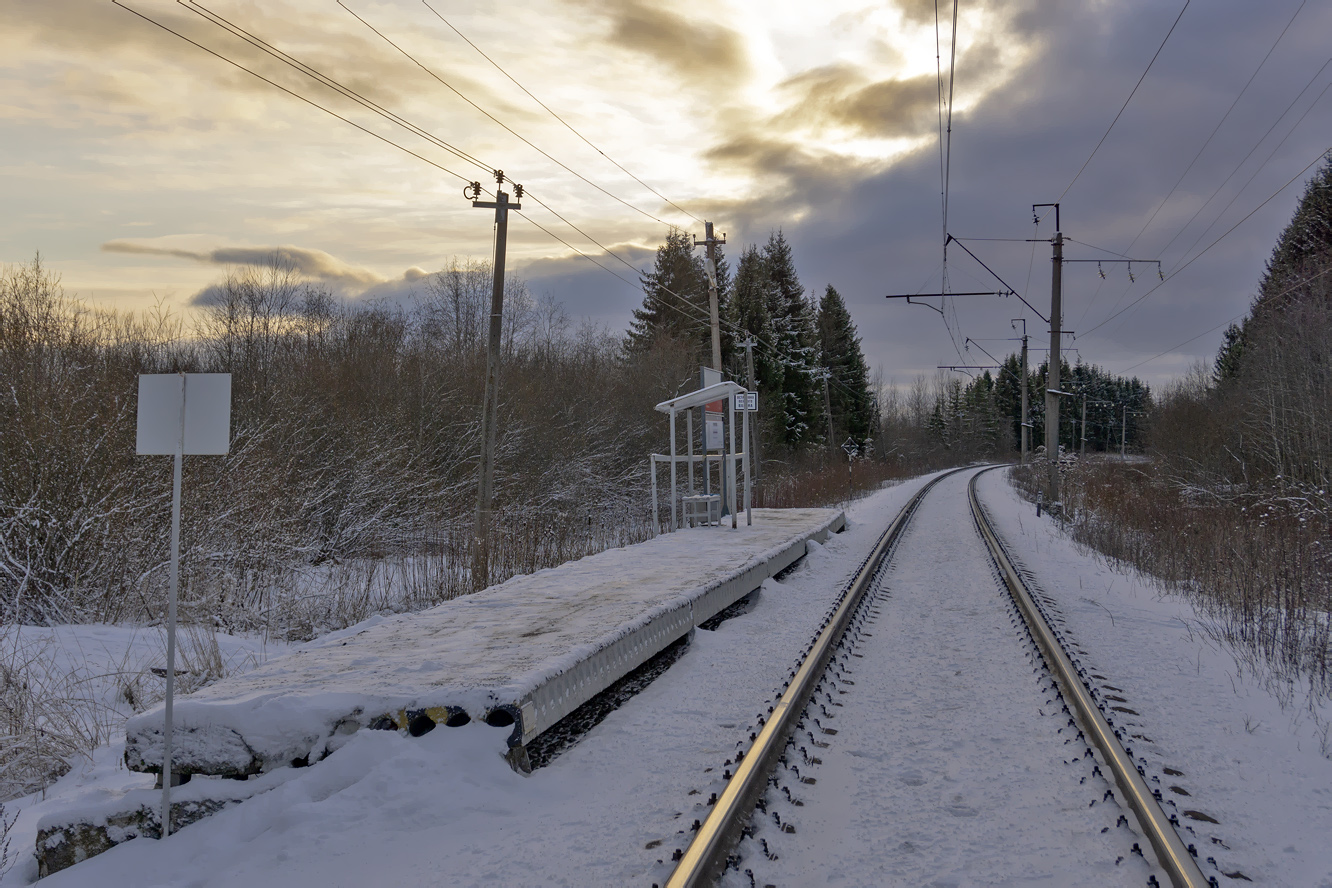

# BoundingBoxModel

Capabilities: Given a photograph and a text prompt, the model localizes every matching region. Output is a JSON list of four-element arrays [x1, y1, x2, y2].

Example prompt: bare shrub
[[1013, 459, 1332, 700]]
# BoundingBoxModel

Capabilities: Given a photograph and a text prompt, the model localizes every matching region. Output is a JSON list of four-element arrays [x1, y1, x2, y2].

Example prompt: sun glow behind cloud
[[1, 0, 1030, 312]]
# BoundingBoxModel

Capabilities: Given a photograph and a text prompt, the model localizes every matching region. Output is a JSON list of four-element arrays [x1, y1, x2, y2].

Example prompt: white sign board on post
[[136, 374, 232, 455], [136, 373, 230, 840]]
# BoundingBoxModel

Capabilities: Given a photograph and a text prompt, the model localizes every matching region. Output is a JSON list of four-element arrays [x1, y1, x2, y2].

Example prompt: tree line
[[627, 229, 878, 453], [1153, 153, 1332, 496], [0, 228, 884, 626]]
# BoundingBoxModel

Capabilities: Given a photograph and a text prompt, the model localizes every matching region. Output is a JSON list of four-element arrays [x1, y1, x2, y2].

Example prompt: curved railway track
[[662, 466, 1213, 888]]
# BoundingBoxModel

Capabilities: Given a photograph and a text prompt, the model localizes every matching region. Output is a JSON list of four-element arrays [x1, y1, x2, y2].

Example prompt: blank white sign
[[136, 374, 232, 455]]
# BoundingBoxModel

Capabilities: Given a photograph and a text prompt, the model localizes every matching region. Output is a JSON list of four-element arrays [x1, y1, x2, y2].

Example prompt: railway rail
[[662, 465, 1213, 888]]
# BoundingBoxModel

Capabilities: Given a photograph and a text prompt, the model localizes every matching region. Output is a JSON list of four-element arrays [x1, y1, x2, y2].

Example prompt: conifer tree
[[816, 284, 874, 444], [727, 245, 778, 388], [627, 228, 709, 356], [762, 231, 820, 447]]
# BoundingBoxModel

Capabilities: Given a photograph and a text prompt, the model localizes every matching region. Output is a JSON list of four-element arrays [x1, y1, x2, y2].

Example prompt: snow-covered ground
[[977, 468, 1332, 886], [4, 467, 1331, 886], [743, 468, 1151, 886], [5, 473, 935, 887]]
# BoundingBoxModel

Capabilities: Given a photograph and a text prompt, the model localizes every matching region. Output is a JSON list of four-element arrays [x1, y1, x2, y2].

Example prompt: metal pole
[[471, 174, 520, 589], [686, 411, 694, 496], [669, 410, 678, 531], [162, 374, 185, 838], [1080, 393, 1087, 456], [1121, 404, 1127, 458], [742, 396, 752, 525], [742, 338, 760, 485], [1045, 227, 1064, 504], [650, 456, 659, 535], [728, 394, 737, 529], [1019, 333, 1029, 463]]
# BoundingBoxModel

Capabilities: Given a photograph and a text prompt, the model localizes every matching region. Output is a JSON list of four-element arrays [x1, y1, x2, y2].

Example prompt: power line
[[1082, 145, 1331, 338], [339, 1, 684, 230], [420, 0, 701, 225], [1154, 54, 1332, 267], [1164, 78, 1332, 274], [1058, 0, 1190, 203], [182, 1, 494, 174], [121, 2, 850, 400], [1119, 262, 1332, 374], [1121, 0, 1307, 256], [113, 1, 477, 184]]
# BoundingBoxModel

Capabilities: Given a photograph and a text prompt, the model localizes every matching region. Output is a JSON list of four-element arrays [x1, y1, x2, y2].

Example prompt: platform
[[123, 508, 845, 778]]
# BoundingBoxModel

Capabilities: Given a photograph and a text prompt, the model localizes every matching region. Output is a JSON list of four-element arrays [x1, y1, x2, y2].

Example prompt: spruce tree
[[762, 231, 820, 448], [816, 284, 874, 444], [627, 228, 709, 356], [728, 245, 778, 388]]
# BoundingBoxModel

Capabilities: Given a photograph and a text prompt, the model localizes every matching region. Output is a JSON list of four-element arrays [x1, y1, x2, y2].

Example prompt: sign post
[[734, 391, 756, 526], [136, 373, 231, 838]]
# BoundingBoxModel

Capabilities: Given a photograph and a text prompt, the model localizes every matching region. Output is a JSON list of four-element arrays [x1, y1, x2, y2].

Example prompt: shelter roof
[[654, 381, 746, 414]]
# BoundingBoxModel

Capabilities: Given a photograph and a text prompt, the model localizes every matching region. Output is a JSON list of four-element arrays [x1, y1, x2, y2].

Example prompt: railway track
[[661, 466, 1214, 888]]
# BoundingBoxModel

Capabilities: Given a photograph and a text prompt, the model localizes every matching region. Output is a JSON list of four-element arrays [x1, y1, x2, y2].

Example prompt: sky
[[3, 0, 1330, 390]]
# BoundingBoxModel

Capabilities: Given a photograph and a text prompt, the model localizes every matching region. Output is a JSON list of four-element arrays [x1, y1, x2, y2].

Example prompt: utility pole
[[469, 171, 521, 589], [1012, 319, 1029, 464], [694, 222, 726, 372], [1121, 404, 1128, 458], [1035, 203, 1063, 506]]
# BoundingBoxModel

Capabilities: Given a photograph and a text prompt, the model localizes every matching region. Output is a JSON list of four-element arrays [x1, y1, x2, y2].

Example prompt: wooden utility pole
[[1035, 203, 1063, 506], [469, 171, 521, 589], [695, 222, 726, 372]]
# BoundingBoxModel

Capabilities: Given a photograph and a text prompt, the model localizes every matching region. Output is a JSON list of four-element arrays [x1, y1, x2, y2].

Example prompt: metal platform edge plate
[[512, 510, 845, 750]]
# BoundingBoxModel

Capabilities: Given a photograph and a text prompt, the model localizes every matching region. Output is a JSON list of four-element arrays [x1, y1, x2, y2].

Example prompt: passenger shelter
[[651, 380, 753, 531]]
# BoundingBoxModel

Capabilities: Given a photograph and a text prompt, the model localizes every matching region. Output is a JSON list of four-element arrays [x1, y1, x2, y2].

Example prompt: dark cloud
[[896, 0, 942, 27], [738, 1, 1332, 389], [103, 240, 383, 285], [774, 65, 939, 140], [518, 243, 656, 325], [569, 0, 749, 83]]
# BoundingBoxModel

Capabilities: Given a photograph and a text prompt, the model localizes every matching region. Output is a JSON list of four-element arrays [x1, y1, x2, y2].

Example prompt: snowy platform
[[124, 508, 844, 778]]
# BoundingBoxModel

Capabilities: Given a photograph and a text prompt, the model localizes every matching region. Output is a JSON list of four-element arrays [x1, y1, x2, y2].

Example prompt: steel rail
[[664, 467, 969, 888], [968, 467, 1211, 888]]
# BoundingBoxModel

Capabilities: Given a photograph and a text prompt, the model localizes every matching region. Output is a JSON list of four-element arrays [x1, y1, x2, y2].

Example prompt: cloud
[[570, 0, 749, 83], [103, 240, 383, 285], [773, 65, 940, 140]]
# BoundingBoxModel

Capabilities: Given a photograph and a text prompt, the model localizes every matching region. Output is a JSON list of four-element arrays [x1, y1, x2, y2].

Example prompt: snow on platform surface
[[124, 508, 843, 777]]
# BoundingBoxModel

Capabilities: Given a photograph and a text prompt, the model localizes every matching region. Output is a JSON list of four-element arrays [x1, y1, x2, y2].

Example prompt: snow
[[5, 467, 1331, 886], [123, 507, 842, 777], [742, 469, 1151, 886], [976, 468, 1332, 885]]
